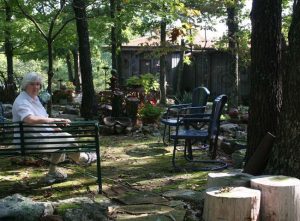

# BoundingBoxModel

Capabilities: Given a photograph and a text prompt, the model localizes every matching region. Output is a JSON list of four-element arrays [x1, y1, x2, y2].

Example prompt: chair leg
[[211, 135, 219, 160], [172, 138, 179, 168], [162, 124, 167, 145], [184, 140, 193, 160]]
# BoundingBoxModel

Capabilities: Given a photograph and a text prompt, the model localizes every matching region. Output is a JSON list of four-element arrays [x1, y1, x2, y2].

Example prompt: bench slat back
[[0, 121, 100, 156]]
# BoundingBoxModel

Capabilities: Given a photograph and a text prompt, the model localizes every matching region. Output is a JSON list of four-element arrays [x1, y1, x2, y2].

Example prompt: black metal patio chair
[[160, 86, 210, 145], [169, 94, 228, 170]]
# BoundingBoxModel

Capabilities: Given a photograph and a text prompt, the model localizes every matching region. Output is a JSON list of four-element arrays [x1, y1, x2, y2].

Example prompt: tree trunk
[[47, 39, 54, 115], [116, 0, 123, 86], [251, 175, 300, 221], [176, 39, 185, 94], [245, 0, 282, 163], [4, 0, 14, 85], [66, 51, 74, 83], [72, 48, 81, 92], [227, 4, 239, 108], [266, 1, 300, 177], [159, 20, 167, 105], [4, 0, 16, 103], [73, 0, 95, 119], [110, 0, 117, 77]]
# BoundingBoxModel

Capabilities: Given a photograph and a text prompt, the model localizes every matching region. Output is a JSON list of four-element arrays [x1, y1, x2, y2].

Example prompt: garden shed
[[121, 35, 250, 103]]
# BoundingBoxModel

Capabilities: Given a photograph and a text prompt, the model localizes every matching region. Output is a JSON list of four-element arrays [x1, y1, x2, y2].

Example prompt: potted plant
[[138, 103, 163, 124]]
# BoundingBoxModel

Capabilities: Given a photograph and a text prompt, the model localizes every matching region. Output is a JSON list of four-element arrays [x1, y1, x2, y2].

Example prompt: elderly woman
[[12, 72, 95, 183]]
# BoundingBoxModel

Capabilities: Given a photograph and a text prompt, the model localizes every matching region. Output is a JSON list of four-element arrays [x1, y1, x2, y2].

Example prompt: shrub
[[138, 103, 163, 124], [126, 73, 159, 94]]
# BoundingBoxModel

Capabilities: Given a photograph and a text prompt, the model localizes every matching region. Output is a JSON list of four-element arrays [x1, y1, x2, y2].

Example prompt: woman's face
[[25, 81, 41, 98]]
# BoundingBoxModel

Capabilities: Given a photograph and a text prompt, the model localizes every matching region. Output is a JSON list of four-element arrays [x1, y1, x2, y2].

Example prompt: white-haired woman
[[12, 72, 95, 183]]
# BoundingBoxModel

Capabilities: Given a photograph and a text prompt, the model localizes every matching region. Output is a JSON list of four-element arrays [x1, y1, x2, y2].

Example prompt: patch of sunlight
[[103, 155, 167, 168], [133, 170, 209, 192]]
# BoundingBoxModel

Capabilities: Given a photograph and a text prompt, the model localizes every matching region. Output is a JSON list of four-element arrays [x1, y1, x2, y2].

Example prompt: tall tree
[[266, 0, 300, 177], [66, 50, 74, 83], [3, 0, 16, 102], [4, 0, 14, 85], [159, 20, 167, 105], [110, 0, 117, 79], [16, 0, 75, 115], [72, 48, 81, 92], [73, 0, 95, 119], [226, 1, 239, 108], [245, 0, 282, 162]]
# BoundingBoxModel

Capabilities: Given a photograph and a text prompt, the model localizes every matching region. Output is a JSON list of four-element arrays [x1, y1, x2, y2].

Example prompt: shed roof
[[123, 31, 217, 49]]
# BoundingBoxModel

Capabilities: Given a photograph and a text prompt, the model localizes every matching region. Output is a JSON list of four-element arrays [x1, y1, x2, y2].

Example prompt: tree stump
[[206, 172, 253, 188], [203, 187, 261, 221], [251, 175, 300, 221]]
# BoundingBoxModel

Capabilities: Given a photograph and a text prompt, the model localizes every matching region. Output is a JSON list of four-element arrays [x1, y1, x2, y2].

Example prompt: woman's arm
[[23, 115, 71, 125]]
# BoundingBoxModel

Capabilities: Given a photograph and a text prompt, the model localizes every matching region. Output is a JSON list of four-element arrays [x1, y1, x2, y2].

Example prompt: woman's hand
[[52, 118, 71, 126]]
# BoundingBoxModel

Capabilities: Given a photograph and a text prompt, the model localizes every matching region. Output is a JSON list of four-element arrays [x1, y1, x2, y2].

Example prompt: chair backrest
[[191, 87, 210, 107], [208, 95, 228, 138]]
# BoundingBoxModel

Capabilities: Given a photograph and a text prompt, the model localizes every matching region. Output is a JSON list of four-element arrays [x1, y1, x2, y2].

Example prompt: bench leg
[[96, 149, 102, 194]]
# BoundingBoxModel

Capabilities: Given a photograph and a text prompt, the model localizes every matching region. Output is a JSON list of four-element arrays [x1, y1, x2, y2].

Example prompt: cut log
[[251, 175, 300, 221], [203, 187, 261, 221], [206, 172, 253, 188], [243, 132, 275, 175]]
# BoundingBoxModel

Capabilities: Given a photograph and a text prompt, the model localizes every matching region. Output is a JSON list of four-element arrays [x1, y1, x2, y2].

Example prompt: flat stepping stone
[[113, 204, 186, 221]]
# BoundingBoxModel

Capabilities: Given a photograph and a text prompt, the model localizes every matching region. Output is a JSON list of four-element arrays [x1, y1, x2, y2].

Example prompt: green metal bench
[[0, 121, 102, 193]]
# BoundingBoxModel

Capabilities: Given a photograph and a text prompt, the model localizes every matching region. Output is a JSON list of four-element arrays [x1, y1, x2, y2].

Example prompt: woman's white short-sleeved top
[[12, 91, 48, 122]]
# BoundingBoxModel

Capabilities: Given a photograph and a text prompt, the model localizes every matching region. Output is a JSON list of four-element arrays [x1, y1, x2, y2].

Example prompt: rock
[[220, 140, 236, 155], [58, 114, 83, 121], [63, 106, 79, 115], [220, 123, 240, 133], [232, 149, 247, 168], [0, 194, 54, 221], [63, 203, 108, 221], [2, 103, 12, 118], [55, 197, 94, 205], [235, 131, 247, 140], [206, 172, 253, 188], [228, 108, 239, 118], [142, 124, 160, 136], [163, 189, 204, 205], [40, 215, 64, 221], [111, 204, 186, 221]]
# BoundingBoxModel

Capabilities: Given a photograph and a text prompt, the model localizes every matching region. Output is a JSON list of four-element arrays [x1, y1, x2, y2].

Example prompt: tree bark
[[110, 0, 117, 77], [4, 0, 16, 103], [116, 0, 123, 86], [176, 39, 185, 94], [266, 1, 300, 177], [245, 0, 282, 163], [47, 39, 54, 115], [4, 0, 14, 85], [159, 20, 167, 105], [66, 51, 74, 83], [72, 48, 81, 92], [227, 3, 239, 108], [73, 0, 95, 119]]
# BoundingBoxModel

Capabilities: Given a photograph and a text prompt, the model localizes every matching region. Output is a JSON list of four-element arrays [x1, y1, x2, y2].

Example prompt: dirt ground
[[0, 132, 245, 220]]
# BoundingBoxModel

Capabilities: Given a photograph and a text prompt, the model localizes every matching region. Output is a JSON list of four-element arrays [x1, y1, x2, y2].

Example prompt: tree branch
[[52, 17, 76, 40], [48, 0, 66, 40], [16, 0, 48, 40]]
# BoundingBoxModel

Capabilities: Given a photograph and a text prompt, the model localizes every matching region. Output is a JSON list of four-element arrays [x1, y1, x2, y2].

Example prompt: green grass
[[0, 134, 214, 200]]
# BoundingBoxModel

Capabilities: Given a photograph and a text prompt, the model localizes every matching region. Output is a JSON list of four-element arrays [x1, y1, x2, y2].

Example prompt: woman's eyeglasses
[[29, 82, 41, 86]]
